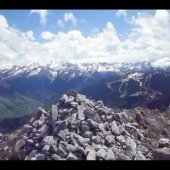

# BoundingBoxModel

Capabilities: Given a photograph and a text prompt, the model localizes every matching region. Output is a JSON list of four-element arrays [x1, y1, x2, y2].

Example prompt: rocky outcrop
[[13, 92, 166, 160]]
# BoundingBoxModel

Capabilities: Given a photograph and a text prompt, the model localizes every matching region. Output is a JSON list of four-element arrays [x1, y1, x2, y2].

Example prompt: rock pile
[[15, 92, 156, 160]]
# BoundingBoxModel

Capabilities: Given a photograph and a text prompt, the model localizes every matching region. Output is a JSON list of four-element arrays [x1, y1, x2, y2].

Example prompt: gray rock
[[136, 151, 146, 160], [74, 134, 90, 147], [67, 152, 78, 160], [126, 136, 137, 151], [111, 121, 120, 136], [105, 135, 115, 146], [82, 131, 93, 138], [96, 100, 104, 107], [96, 148, 107, 160], [153, 147, 170, 160], [42, 145, 50, 152], [67, 96, 75, 103], [81, 123, 90, 132], [26, 139, 34, 144], [70, 113, 77, 125], [51, 154, 61, 160], [35, 154, 46, 160], [42, 136, 56, 146], [87, 119, 99, 129], [76, 94, 87, 103], [66, 144, 76, 153], [38, 124, 50, 138], [97, 108, 107, 115], [87, 150, 96, 160], [51, 144, 58, 153], [60, 94, 68, 103], [116, 135, 126, 145], [117, 153, 131, 160], [71, 102, 78, 107], [158, 138, 170, 148], [26, 150, 38, 160], [23, 124, 32, 134], [15, 139, 26, 151], [106, 148, 116, 160], [53, 120, 68, 135], [100, 115, 106, 122], [30, 157, 36, 160], [75, 146, 86, 157], [112, 113, 123, 124], [106, 115, 113, 122], [118, 125, 127, 135], [51, 105, 58, 122], [57, 146, 68, 158], [85, 99, 95, 108], [84, 107, 96, 117], [77, 105, 85, 121], [137, 145, 149, 155], [125, 123, 138, 134], [91, 136, 104, 145], [57, 129, 69, 141]]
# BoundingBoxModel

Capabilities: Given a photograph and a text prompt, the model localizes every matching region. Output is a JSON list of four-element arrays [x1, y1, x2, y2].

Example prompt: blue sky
[[0, 10, 169, 67]]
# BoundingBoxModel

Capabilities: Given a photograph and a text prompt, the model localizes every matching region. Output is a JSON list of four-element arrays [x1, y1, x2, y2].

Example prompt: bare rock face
[[13, 92, 157, 160]]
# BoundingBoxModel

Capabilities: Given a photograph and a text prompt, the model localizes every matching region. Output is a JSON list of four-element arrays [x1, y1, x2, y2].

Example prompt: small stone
[[35, 154, 46, 160], [51, 105, 58, 122], [136, 151, 146, 160], [71, 102, 78, 107], [105, 135, 115, 146], [81, 124, 90, 132], [87, 119, 99, 129], [67, 152, 78, 160], [57, 146, 68, 158], [23, 124, 32, 134], [66, 144, 76, 153], [91, 136, 104, 145], [158, 138, 170, 148], [153, 147, 170, 160], [106, 148, 116, 160], [82, 131, 93, 138], [77, 105, 86, 121], [76, 94, 87, 103], [87, 150, 96, 160], [26, 139, 34, 144], [15, 139, 26, 151], [42, 145, 50, 152], [51, 154, 61, 160], [60, 94, 68, 103], [116, 135, 126, 145], [96, 148, 107, 160], [111, 121, 120, 136], [70, 113, 77, 125]]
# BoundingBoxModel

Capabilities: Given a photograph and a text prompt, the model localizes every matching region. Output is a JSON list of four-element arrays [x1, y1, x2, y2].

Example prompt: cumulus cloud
[[57, 12, 77, 28], [30, 10, 48, 26], [116, 10, 127, 18], [0, 10, 170, 67]]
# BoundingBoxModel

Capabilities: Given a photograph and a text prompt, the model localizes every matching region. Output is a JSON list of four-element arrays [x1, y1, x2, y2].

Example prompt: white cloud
[[30, 10, 48, 26], [1, 10, 170, 67], [41, 31, 55, 40], [64, 13, 77, 26], [116, 10, 127, 18], [57, 12, 77, 28]]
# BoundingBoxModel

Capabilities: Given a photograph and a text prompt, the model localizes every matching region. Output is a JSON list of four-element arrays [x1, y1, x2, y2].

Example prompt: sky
[[0, 10, 170, 67]]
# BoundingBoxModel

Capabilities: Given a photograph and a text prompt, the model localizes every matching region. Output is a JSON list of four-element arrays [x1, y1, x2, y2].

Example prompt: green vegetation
[[0, 92, 43, 117]]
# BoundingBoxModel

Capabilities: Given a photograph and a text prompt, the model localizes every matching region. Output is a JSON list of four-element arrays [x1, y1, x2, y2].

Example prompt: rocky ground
[[0, 91, 170, 160]]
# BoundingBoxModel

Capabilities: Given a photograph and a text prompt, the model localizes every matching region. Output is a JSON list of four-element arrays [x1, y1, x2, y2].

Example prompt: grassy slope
[[0, 92, 43, 117]]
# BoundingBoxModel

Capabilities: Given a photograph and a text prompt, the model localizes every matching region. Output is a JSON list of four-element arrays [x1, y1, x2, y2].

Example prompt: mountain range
[[0, 61, 170, 119]]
